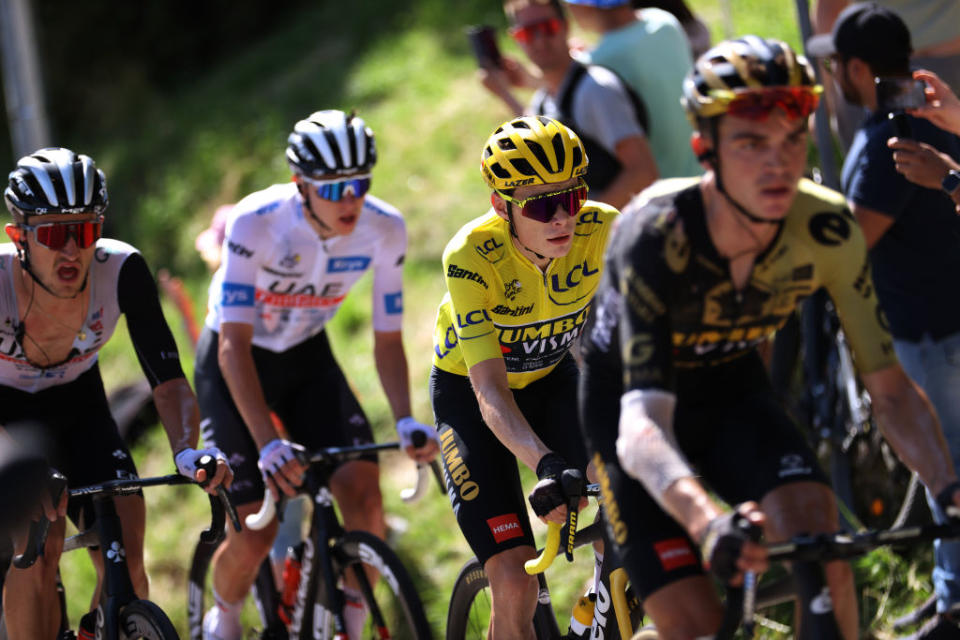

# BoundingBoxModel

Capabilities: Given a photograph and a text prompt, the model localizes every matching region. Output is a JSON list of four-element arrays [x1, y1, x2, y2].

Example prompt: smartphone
[[875, 77, 927, 112], [466, 25, 502, 69]]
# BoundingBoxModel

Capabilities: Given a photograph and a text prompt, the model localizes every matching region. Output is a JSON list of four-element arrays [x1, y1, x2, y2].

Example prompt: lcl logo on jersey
[[548, 259, 600, 306], [475, 238, 505, 263]]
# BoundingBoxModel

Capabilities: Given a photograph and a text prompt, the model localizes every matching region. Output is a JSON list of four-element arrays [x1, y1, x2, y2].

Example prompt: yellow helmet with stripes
[[480, 116, 588, 191]]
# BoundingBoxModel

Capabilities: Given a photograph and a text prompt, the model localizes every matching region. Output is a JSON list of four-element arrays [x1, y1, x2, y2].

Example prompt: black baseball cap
[[806, 2, 912, 63]]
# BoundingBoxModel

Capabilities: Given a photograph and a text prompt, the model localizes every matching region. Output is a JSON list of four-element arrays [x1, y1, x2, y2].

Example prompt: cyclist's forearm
[[373, 331, 413, 421], [219, 342, 277, 449], [152, 377, 200, 454], [470, 368, 551, 471]]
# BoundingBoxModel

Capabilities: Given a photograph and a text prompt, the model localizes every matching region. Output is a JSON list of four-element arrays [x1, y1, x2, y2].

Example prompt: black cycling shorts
[[579, 352, 828, 600], [0, 363, 140, 528], [430, 355, 588, 565], [194, 327, 375, 507]]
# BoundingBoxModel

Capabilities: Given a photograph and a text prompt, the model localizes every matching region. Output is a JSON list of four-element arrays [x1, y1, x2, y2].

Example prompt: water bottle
[[278, 542, 304, 624]]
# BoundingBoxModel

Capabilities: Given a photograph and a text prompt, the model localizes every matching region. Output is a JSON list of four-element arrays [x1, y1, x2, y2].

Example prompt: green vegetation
[[30, 0, 933, 636]]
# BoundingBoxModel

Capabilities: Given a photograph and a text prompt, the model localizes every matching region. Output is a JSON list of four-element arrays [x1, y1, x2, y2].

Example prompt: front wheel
[[118, 600, 179, 640], [321, 530, 432, 640], [445, 558, 490, 640]]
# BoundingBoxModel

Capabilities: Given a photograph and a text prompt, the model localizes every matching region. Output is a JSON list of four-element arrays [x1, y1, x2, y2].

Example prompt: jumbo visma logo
[[497, 306, 590, 372]]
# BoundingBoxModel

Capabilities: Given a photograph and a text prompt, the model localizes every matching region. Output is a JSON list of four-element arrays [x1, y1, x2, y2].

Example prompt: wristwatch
[[942, 170, 960, 195]]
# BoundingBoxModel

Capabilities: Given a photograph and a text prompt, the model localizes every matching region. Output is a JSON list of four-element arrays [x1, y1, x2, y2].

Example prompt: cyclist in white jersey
[[0, 148, 232, 640], [196, 110, 439, 640]]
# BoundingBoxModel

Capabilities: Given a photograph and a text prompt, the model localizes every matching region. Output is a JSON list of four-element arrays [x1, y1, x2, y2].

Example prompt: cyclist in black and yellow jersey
[[579, 37, 960, 639], [431, 115, 617, 639]]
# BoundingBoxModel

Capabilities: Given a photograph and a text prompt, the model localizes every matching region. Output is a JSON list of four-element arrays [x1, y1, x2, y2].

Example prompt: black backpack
[[533, 61, 650, 193]]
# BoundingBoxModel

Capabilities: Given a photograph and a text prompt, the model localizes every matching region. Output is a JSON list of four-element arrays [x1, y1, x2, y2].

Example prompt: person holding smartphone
[[475, 0, 659, 210], [808, 6, 960, 637]]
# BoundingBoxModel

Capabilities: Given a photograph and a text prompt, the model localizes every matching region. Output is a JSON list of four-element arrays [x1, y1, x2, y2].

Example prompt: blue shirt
[[842, 110, 960, 340]]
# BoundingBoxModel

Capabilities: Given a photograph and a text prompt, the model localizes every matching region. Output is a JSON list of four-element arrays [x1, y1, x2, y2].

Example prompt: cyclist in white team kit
[[196, 110, 439, 640]]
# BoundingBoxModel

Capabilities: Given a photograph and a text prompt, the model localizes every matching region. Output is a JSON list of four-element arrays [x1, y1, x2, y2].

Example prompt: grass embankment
[[51, 0, 931, 636]]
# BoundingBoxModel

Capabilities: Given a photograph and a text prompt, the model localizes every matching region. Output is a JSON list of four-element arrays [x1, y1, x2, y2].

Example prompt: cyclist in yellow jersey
[[578, 37, 960, 639], [431, 116, 617, 639]]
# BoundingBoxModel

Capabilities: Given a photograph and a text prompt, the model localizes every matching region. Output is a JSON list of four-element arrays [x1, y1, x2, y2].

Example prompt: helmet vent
[[498, 138, 517, 151], [524, 140, 554, 173], [490, 163, 511, 179], [550, 134, 566, 172], [509, 158, 537, 177]]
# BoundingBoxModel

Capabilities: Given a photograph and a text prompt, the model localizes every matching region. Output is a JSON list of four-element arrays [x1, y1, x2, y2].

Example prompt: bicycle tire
[[186, 540, 215, 640], [323, 530, 432, 640], [119, 600, 179, 640], [446, 557, 644, 640]]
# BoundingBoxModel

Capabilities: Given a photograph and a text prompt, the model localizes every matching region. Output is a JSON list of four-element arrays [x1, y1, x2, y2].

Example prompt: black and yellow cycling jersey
[[587, 177, 896, 393], [433, 202, 618, 389]]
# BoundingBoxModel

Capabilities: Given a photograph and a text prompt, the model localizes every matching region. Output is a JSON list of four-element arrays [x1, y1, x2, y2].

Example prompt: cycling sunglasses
[[304, 176, 372, 202], [509, 17, 564, 44], [710, 86, 823, 121], [498, 181, 588, 223], [21, 219, 103, 250]]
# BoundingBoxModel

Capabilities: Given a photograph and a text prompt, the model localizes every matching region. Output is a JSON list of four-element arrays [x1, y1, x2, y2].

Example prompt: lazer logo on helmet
[[497, 306, 589, 372], [502, 178, 535, 188]]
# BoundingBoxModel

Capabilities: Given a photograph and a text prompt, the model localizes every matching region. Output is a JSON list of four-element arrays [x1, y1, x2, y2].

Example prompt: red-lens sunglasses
[[499, 181, 588, 223], [712, 86, 823, 121], [21, 219, 103, 250], [509, 17, 563, 44]]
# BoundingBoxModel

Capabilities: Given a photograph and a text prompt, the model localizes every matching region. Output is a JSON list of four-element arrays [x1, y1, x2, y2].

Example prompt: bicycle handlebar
[[524, 483, 600, 575], [766, 519, 960, 563], [246, 440, 428, 531], [13, 461, 240, 569]]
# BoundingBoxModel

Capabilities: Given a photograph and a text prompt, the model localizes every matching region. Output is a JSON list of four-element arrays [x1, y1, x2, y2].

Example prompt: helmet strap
[[506, 206, 547, 261], [17, 244, 88, 300], [297, 184, 335, 238]]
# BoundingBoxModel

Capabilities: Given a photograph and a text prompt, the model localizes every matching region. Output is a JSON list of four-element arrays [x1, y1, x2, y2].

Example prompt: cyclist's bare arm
[[152, 377, 231, 491], [218, 321, 305, 495], [862, 363, 960, 501], [373, 329, 439, 462], [468, 357, 552, 473]]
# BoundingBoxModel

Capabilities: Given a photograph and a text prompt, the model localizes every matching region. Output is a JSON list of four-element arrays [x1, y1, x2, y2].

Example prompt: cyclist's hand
[[935, 480, 960, 519], [175, 447, 233, 494], [700, 502, 767, 586], [396, 417, 440, 463], [528, 454, 585, 525], [258, 438, 307, 498], [37, 471, 68, 523]]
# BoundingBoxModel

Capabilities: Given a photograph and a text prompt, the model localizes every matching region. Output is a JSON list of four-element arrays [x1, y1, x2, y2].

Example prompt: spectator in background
[[564, 0, 702, 179], [631, 0, 712, 59], [814, 0, 960, 149], [808, 7, 960, 637], [480, 0, 658, 209]]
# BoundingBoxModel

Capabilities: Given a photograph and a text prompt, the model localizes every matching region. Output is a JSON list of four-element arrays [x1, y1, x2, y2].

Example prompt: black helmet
[[286, 110, 377, 179], [4, 148, 108, 222]]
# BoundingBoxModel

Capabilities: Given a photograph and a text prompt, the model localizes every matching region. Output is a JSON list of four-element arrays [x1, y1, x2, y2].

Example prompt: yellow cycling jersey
[[433, 202, 618, 388]]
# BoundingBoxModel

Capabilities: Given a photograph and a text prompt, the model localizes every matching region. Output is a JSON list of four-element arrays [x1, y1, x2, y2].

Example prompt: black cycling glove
[[528, 453, 583, 517], [700, 508, 763, 584]]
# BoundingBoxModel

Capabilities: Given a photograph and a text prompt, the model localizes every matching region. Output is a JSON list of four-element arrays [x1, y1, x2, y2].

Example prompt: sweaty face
[[298, 177, 366, 238], [13, 213, 100, 297], [714, 111, 809, 221], [510, 4, 569, 73], [497, 177, 581, 263]]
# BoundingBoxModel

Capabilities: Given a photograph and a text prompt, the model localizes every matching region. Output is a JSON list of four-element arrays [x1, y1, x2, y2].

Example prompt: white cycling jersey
[[0, 240, 140, 392], [204, 182, 406, 352]]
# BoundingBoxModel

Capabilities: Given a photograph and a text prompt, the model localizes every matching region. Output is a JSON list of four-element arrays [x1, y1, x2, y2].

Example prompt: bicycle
[[715, 517, 960, 640], [187, 440, 435, 640], [445, 483, 649, 640], [2, 457, 239, 640]]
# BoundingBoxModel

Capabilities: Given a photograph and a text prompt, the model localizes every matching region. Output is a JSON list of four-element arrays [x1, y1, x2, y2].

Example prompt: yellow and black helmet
[[681, 36, 818, 124], [480, 116, 588, 191]]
